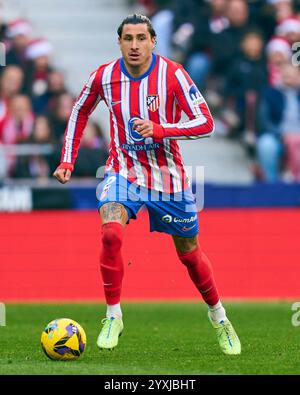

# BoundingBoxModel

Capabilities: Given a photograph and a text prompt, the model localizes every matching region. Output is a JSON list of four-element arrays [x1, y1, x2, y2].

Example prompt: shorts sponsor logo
[[161, 214, 173, 223], [174, 214, 197, 223], [161, 214, 197, 224]]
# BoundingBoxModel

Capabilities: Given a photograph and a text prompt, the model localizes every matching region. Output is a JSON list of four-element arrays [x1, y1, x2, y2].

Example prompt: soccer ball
[[41, 318, 87, 361]]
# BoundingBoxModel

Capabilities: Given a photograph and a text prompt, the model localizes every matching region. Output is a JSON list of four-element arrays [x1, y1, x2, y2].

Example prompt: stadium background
[[1, 0, 299, 303]]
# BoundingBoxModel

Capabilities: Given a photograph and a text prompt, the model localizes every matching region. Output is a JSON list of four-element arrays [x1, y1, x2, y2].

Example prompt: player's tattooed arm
[[100, 202, 128, 226]]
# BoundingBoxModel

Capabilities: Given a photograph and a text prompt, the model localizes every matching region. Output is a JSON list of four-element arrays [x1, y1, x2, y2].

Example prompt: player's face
[[118, 24, 156, 70]]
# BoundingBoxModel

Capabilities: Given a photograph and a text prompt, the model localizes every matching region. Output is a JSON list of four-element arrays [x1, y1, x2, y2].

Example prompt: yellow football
[[41, 318, 86, 361]]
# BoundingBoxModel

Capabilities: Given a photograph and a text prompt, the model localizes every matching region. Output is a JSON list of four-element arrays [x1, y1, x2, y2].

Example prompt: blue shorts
[[97, 173, 199, 237]]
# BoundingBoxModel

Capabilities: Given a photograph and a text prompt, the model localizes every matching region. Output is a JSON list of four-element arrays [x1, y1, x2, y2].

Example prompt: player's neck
[[122, 54, 153, 79]]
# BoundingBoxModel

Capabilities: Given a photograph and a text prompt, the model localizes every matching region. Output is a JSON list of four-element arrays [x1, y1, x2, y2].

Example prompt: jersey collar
[[120, 53, 156, 81]]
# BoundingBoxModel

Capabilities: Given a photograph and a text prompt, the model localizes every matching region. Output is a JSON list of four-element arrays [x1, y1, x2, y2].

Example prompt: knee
[[101, 223, 123, 252], [174, 236, 198, 256]]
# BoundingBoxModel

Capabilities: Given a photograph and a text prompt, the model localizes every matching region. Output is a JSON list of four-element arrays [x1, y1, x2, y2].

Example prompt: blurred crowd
[[138, 0, 300, 182], [0, 18, 108, 181], [2, 2, 300, 184]]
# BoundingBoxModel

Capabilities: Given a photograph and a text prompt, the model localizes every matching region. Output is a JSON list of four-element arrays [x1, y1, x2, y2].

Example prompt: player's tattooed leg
[[172, 235, 198, 253], [100, 202, 128, 226]]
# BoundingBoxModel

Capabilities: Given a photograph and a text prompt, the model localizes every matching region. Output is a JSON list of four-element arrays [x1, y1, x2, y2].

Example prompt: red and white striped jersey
[[61, 53, 214, 193]]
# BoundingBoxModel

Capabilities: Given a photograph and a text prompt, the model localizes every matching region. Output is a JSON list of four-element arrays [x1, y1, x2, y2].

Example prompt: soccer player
[[53, 14, 241, 355]]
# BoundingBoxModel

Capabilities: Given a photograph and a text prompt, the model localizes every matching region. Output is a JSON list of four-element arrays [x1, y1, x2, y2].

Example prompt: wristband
[[58, 162, 74, 172], [152, 123, 165, 139]]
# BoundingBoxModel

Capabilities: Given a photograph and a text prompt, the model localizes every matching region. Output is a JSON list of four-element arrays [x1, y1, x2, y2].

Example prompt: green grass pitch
[[0, 302, 299, 375]]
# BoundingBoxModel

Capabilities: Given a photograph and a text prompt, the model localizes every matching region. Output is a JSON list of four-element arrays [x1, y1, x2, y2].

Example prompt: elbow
[[207, 116, 215, 136], [193, 116, 215, 139]]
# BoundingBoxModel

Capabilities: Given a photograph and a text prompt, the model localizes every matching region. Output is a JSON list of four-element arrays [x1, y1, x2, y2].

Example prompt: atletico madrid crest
[[147, 95, 160, 112]]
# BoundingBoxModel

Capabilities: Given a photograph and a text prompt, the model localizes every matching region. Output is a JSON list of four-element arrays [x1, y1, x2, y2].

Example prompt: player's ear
[[152, 37, 156, 50]]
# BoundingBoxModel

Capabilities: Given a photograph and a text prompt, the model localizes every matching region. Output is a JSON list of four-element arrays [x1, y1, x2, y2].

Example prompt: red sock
[[177, 245, 220, 306], [99, 222, 124, 305]]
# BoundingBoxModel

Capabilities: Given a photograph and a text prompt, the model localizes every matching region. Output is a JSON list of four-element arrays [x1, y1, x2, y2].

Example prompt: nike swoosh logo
[[182, 224, 196, 231], [111, 100, 122, 106]]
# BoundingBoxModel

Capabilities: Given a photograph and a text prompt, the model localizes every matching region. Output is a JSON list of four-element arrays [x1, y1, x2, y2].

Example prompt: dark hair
[[117, 14, 156, 38]]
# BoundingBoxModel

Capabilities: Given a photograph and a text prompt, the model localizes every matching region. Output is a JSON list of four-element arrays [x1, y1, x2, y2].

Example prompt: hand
[[133, 119, 154, 138], [53, 163, 73, 184]]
